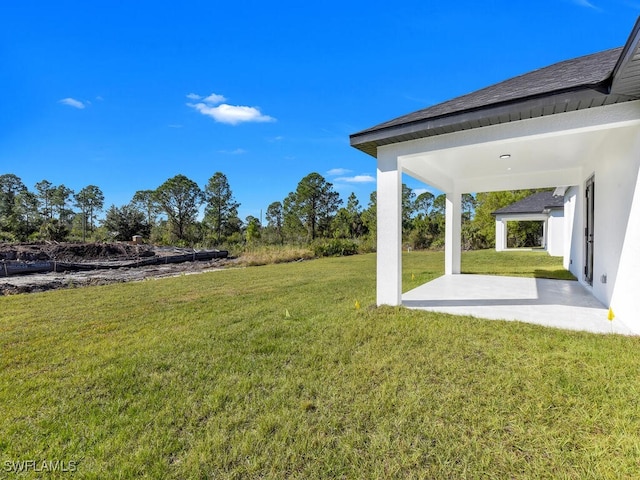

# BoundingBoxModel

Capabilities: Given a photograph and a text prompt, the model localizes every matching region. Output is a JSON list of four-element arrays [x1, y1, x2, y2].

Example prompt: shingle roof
[[350, 18, 640, 157], [366, 48, 621, 132], [492, 191, 564, 216]]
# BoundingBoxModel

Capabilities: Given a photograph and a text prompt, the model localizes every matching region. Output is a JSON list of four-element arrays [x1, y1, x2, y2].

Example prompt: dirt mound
[[0, 242, 233, 296], [45, 243, 155, 262], [0, 243, 50, 261], [0, 242, 155, 262]]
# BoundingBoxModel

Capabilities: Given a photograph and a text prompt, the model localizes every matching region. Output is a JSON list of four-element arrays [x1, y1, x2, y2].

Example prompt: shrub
[[312, 238, 358, 257], [238, 245, 314, 266], [0, 231, 16, 243], [357, 236, 376, 254]]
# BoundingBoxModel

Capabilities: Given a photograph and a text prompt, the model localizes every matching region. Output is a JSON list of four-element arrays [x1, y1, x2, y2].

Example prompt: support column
[[495, 217, 505, 252], [445, 192, 462, 275], [377, 152, 403, 306]]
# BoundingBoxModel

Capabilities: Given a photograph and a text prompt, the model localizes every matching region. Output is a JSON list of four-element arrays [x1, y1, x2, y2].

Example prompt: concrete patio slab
[[403, 275, 635, 335]]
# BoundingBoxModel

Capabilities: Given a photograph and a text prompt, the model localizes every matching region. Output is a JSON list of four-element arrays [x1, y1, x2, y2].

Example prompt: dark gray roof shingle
[[492, 191, 564, 216], [363, 48, 621, 133]]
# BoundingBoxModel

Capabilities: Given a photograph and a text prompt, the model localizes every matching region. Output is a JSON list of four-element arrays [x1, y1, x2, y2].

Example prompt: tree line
[[0, 172, 544, 251]]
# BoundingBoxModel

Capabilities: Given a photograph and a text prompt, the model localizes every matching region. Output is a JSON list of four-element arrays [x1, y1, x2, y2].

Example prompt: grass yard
[[404, 249, 576, 289], [1, 250, 639, 478]]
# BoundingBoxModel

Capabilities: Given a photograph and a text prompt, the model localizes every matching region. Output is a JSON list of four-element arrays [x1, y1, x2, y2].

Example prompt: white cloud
[[327, 168, 352, 176], [186, 93, 202, 100], [187, 92, 275, 125], [203, 93, 226, 104], [335, 175, 375, 183], [189, 103, 275, 125], [59, 97, 86, 109]]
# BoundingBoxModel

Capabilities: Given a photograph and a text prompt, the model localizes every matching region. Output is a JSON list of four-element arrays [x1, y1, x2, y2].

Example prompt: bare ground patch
[[0, 242, 236, 295]]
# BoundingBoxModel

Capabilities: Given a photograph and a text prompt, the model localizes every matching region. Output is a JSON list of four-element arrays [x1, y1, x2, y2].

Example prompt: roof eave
[[610, 16, 640, 96], [350, 85, 616, 158]]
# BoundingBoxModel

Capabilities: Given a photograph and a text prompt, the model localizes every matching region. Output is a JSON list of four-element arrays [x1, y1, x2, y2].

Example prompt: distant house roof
[[492, 191, 564, 216], [351, 18, 640, 157]]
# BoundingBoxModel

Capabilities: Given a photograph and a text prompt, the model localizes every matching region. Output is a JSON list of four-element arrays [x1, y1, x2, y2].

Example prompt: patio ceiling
[[389, 103, 640, 193]]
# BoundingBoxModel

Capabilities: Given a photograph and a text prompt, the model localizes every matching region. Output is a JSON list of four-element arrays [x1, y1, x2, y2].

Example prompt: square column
[[377, 152, 403, 306], [495, 217, 506, 252], [445, 192, 462, 275]]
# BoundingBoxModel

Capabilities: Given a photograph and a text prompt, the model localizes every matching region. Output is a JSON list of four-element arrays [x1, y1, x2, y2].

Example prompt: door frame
[[584, 175, 595, 286]]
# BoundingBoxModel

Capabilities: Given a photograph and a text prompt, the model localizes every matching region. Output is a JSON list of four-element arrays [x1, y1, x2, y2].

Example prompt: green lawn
[[2, 251, 639, 479], [404, 249, 576, 289]]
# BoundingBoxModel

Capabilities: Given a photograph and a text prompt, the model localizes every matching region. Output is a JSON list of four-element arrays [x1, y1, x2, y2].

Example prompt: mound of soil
[[0, 242, 155, 262], [0, 242, 234, 296]]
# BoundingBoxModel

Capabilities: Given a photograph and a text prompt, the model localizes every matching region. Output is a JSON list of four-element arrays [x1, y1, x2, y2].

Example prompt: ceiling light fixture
[[499, 154, 511, 159]]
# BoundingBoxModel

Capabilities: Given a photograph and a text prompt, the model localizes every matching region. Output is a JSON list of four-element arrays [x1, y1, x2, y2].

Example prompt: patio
[[403, 275, 636, 335], [351, 19, 640, 331]]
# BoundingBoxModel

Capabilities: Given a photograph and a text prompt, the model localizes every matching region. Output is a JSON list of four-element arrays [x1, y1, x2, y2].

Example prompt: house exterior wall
[[546, 210, 564, 257], [563, 187, 579, 272], [575, 122, 640, 331], [495, 217, 506, 251], [611, 164, 640, 330]]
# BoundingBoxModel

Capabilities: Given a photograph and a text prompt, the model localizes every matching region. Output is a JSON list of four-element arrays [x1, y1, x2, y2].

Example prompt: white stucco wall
[[563, 187, 578, 272], [611, 166, 640, 332], [575, 122, 640, 332], [546, 209, 564, 257], [494, 216, 506, 251]]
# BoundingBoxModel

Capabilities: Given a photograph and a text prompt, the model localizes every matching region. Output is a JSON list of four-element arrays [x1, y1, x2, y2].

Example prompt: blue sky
[[1, 1, 638, 222]]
